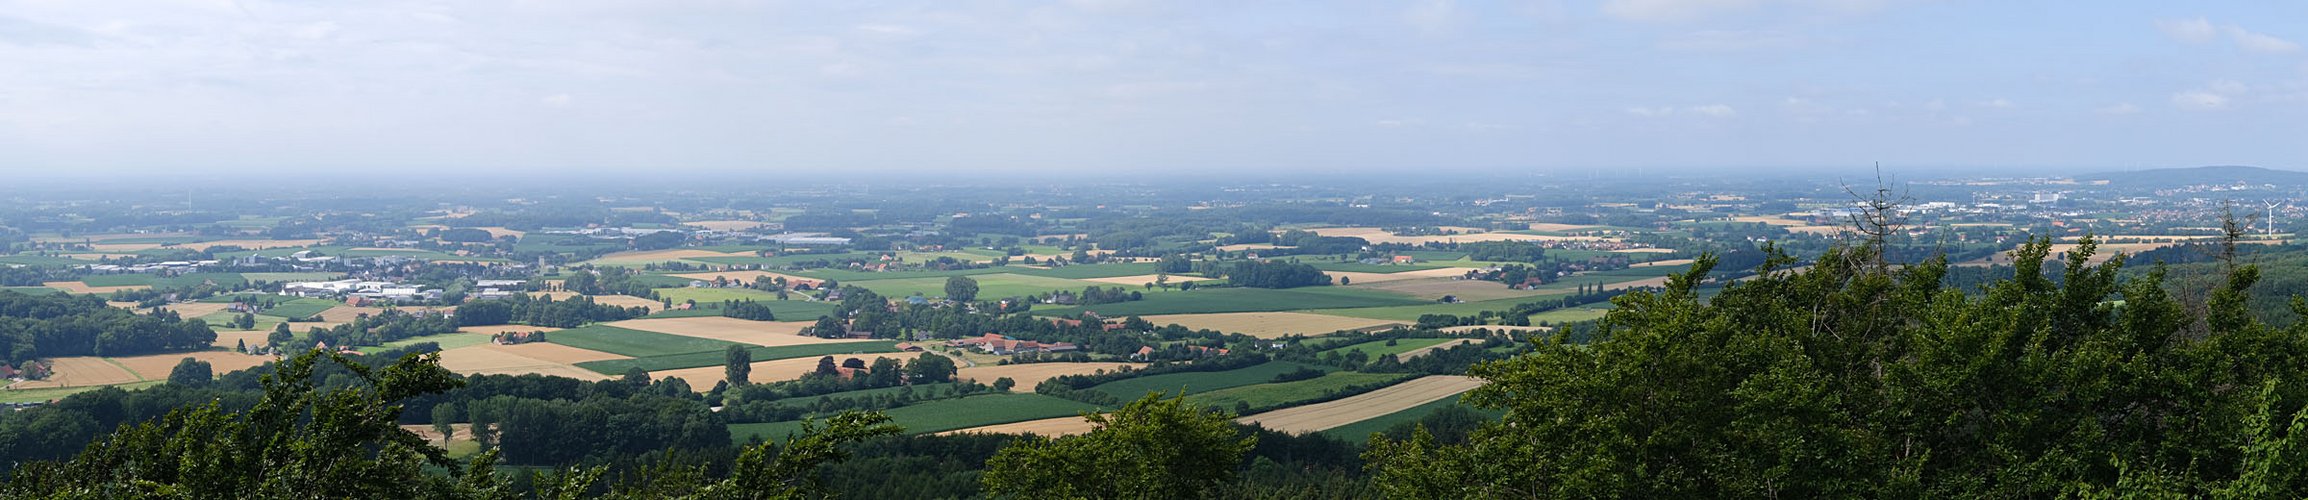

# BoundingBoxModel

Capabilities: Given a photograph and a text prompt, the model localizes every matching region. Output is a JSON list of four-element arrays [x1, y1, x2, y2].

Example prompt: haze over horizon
[[1, 1, 2303, 176]]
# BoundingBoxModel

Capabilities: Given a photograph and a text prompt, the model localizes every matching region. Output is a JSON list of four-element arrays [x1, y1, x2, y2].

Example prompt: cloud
[[2227, 26, 2301, 53], [540, 94, 573, 107], [2160, 18, 2299, 53], [2156, 17, 2218, 43], [1404, 0, 1459, 35], [2096, 102, 2140, 115], [0, 15, 98, 46], [2170, 90, 2228, 111], [1689, 104, 1737, 117], [1977, 98, 2013, 109]]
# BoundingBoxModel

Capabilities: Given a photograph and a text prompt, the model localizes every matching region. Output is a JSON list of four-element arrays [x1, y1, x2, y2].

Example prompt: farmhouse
[[945, 333, 1079, 355]]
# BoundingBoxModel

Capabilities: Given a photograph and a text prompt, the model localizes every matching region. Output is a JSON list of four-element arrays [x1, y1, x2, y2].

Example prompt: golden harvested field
[[1526, 223, 1600, 232], [474, 227, 526, 238], [43, 281, 149, 294], [1308, 227, 1607, 245], [1397, 339, 1479, 360], [605, 317, 871, 346], [528, 292, 661, 311], [683, 220, 768, 231], [1730, 216, 1809, 226], [438, 343, 625, 381], [1611, 248, 1678, 253], [1234, 375, 1482, 434], [583, 249, 743, 266], [1215, 243, 1285, 252], [60, 253, 137, 260], [666, 270, 821, 285], [212, 329, 272, 349], [88, 243, 161, 252], [401, 423, 473, 445], [938, 415, 1100, 437], [115, 351, 270, 380], [1361, 278, 1549, 302], [155, 302, 235, 318], [180, 239, 328, 251], [652, 355, 907, 390], [1139, 312, 1403, 338], [458, 324, 565, 335], [1787, 226, 1849, 235], [955, 362, 1144, 390], [1078, 274, 1171, 286], [8, 357, 141, 389]]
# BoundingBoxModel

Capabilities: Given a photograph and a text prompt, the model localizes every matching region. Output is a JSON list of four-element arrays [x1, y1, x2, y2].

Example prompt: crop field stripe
[[1187, 372, 1413, 411], [728, 393, 1100, 442], [576, 341, 900, 374], [1090, 361, 1333, 399], [546, 324, 742, 358], [1317, 338, 1453, 358], [1031, 287, 1426, 317]]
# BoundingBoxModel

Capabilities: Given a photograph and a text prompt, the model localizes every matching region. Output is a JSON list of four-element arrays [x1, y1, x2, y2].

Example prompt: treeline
[[454, 293, 648, 328], [557, 267, 660, 297], [1217, 260, 1331, 289], [295, 309, 460, 349], [0, 290, 216, 365]]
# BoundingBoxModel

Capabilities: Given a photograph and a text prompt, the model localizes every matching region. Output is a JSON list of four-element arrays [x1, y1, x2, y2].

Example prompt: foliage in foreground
[[983, 392, 1258, 499], [1368, 239, 2308, 498], [1, 349, 898, 499]]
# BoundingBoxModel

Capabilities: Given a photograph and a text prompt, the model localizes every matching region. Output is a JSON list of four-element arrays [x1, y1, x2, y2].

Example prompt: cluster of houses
[[945, 333, 1080, 355], [283, 279, 443, 304], [470, 279, 530, 300]]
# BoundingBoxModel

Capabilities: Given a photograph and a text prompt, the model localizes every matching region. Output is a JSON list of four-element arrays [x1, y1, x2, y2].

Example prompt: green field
[[1312, 295, 1565, 322], [651, 287, 780, 305], [786, 267, 1014, 282], [1188, 372, 1412, 411], [1011, 263, 1162, 279], [682, 251, 871, 268], [257, 298, 342, 319], [1, 287, 62, 296], [0, 255, 82, 267], [1318, 393, 1467, 441], [1527, 305, 1611, 324], [849, 273, 1104, 300], [1034, 287, 1424, 317], [748, 382, 974, 409], [577, 341, 901, 374], [546, 325, 740, 358], [356, 332, 493, 354], [1317, 338, 1454, 358], [729, 393, 1101, 441], [198, 293, 301, 303], [0, 380, 166, 403], [1091, 361, 1334, 399]]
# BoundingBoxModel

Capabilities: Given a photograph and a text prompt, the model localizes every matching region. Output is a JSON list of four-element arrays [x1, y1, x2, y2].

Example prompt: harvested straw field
[[603, 317, 866, 346], [955, 362, 1144, 390], [1234, 375, 1481, 434], [1138, 312, 1402, 338]]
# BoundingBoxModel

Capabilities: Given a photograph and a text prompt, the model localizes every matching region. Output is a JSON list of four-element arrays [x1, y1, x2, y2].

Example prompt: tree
[[815, 356, 840, 376], [267, 322, 293, 348], [983, 392, 1257, 499], [166, 357, 212, 386], [809, 315, 847, 338], [430, 404, 460, 447], [904, 353, 957, 384], [945, 276, 980, 302], [725, 344, 753, 386], [1366, 240, 2308, 498], [992, 377, 1016, 392], [1, 350, 491, 498]]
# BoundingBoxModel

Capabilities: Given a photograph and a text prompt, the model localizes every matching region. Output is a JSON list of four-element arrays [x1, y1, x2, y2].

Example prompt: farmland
[[954, 362, 1144, 390], [849, 273, 1106, 300], [1089, 361, 1333, 399], [1316, 337, 1457, 358], [577, 341, 901, 374], [1033, 287, 1425, 317], [729, 393, 1100, 441], [1187, 371, 1412, 411], [545, 325, 741, 358], [1237, 375, 1482, 434], [1138, 312, 1401, 338]]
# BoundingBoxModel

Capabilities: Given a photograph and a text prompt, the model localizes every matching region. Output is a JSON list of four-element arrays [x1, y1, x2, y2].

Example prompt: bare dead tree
[[1842, 164, 1911, 271]]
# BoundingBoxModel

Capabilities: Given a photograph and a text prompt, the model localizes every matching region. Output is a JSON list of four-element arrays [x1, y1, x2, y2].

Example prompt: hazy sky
[[1, 1, 2302, 175]]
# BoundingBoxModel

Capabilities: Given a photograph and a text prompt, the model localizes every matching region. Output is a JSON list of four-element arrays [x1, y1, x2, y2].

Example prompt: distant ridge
[[2081, 165, 2308, 186]]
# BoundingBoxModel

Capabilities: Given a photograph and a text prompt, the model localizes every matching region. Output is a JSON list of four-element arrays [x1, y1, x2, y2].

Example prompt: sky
[[0, 1, 2303, 176]]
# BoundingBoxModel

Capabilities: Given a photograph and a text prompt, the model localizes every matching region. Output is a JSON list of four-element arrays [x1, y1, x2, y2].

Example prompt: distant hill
[[2082, 166, 2308, 186]]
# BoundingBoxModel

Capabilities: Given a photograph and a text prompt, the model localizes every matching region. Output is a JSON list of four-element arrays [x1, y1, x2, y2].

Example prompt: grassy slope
[[728, 393, 1100, 441], [547, 325, 739, 358], [1090, 361, 1333, 399]]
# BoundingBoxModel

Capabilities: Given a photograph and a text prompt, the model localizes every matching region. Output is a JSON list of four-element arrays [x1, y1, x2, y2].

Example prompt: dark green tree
[[984, 392, 1257, 499], [725, 344, 752, 386], [166, 357, 212, 387], [945, 276, 980, 302]]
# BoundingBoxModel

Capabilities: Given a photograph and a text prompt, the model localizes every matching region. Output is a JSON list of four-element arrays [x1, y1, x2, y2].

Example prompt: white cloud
[[2097, 102, 2140, 115], [2171, 90, 2228, 111], [1977, 98, 2013, 109], [540, 93, 572, 107], [1404, 0, 1459, 35], [2227, 26, 2301, 53], [1689, 104, 1736, 117], [1601, 0, 1896, 23], [2156, 17, 2218, 43]]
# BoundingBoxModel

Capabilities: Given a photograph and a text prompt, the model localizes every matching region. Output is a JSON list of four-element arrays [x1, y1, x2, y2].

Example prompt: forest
[[0, 291, 217, 365]]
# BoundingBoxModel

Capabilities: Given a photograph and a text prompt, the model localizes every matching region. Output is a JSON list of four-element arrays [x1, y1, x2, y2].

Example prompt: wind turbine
[[2264, 199, 2286, 238]]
